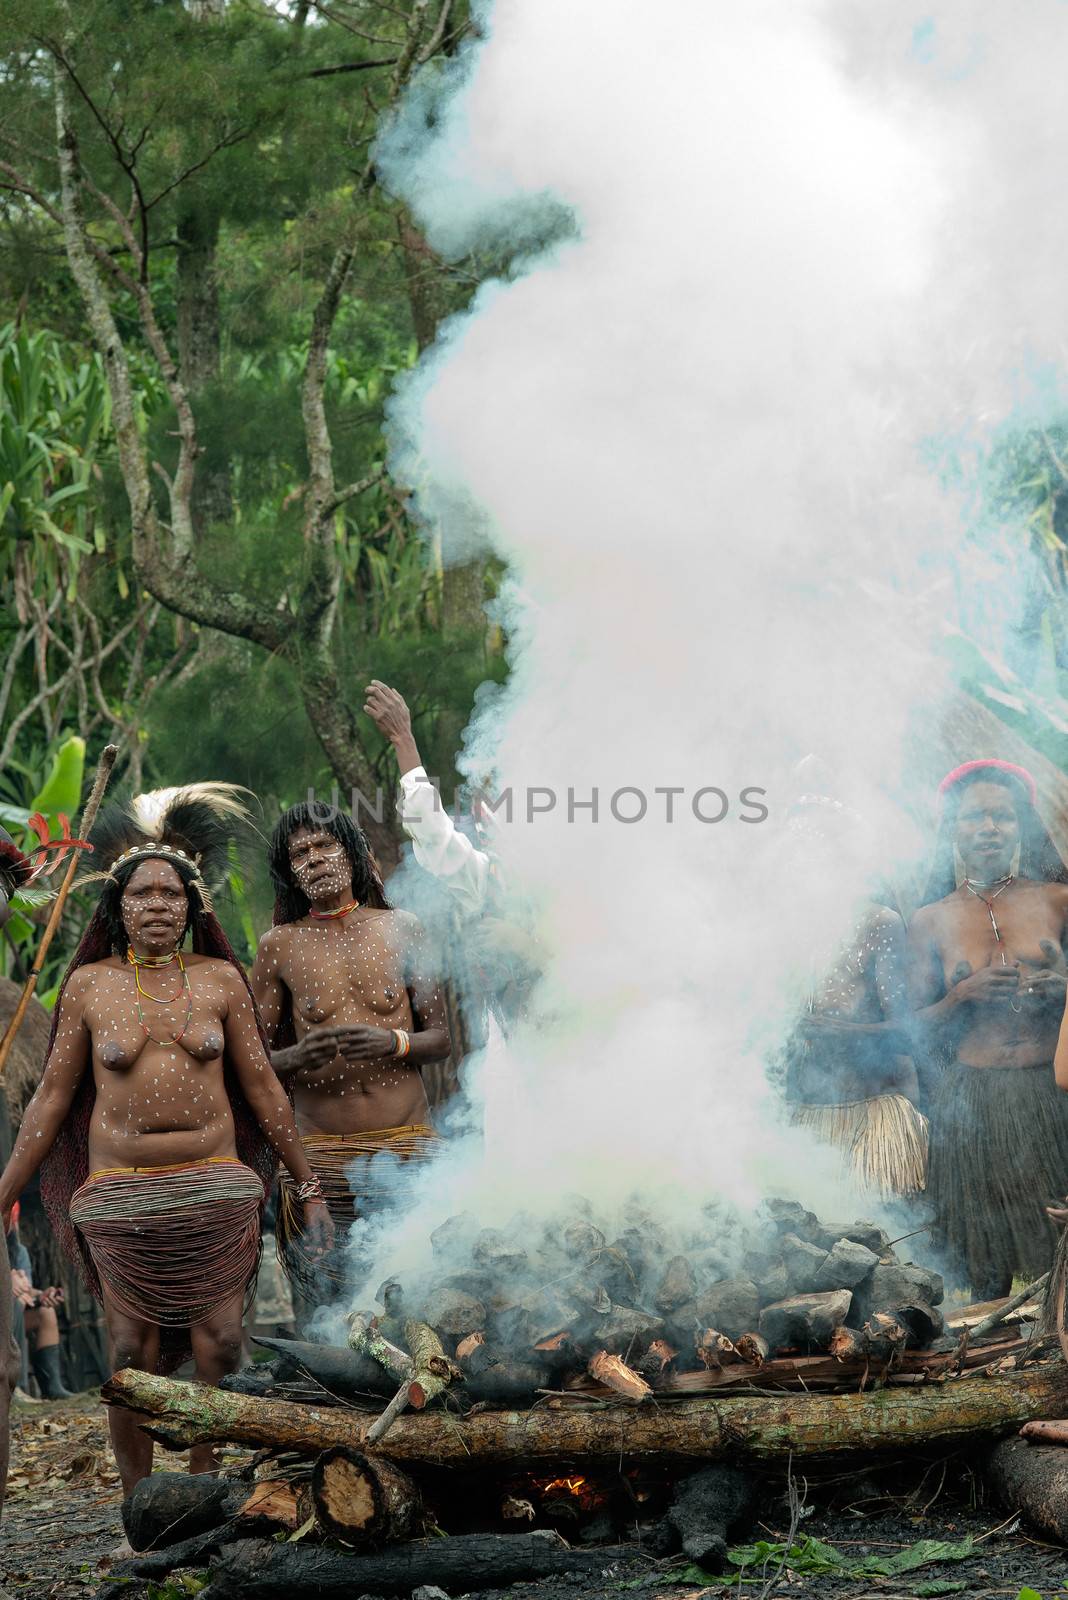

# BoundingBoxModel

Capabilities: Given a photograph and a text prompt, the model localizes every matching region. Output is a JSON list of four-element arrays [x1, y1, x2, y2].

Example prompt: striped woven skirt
[[69, 1157, 265, 1328], [277, 1125, 439, 1296], [792, 1092, 929, 1199]]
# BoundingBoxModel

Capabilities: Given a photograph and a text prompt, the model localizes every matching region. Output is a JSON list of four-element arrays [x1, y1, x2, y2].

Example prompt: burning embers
[[346, 1195, 952, 1406]]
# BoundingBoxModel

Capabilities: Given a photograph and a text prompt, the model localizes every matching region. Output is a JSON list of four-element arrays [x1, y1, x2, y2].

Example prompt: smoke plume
[[326, 1, 1068, 1316]]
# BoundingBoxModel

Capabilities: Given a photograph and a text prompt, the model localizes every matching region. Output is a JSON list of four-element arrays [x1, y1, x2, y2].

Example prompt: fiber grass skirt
[[928, 1060, 1068, 1297], [278, 1125, 439, 1297], [793, 1093, 928, 1199], [70, 1157, 264, 1328]]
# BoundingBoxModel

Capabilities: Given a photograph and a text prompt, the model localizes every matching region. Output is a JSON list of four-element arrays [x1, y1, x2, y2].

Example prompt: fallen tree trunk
[[310, 1448, 422, 1548], [987, 1435, 1068, 1542], [202, 1531, 641, 1599], [104, 1361, 1068, 1464]]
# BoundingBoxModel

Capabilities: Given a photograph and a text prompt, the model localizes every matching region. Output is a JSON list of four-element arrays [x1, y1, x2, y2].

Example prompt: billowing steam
[[323, 2, 1068, 1321]]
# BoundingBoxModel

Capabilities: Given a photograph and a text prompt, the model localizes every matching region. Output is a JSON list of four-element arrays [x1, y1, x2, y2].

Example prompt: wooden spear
[[0, 742, 119, 1076]]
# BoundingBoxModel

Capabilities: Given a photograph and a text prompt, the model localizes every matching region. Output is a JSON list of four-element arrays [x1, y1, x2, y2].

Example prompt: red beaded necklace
[[309, 899, 361, 920]]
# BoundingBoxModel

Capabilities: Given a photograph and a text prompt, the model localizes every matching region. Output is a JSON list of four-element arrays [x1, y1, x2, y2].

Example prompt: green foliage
[[625, 1533, 977, 1590], [0, 323, 110, 586]]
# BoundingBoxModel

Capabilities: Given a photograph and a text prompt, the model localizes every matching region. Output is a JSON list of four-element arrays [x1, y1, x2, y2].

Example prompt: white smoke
[[329, 0, 1068, 1313]]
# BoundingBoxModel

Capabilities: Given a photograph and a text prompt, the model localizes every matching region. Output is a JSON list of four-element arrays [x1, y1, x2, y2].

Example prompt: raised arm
[[0, 973, 92, 1223], [364, 679, 490, 916]]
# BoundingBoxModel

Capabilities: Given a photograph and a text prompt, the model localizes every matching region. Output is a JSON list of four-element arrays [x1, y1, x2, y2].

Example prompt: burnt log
[[987, 1435, 1068, 1541], [203, 1532, 642, 1599], [104, 1363, 1068, 1464], [636, 1339, 678, 1379], [123, 1470, 232, 1552], [311, 1448, 422, 1548], [253, 1335, 390, 1398], [458, 1339, 545, 1401], [219, 1360, 290, 1399], [758, 1289, 852, 1350], [664, 1464, 757, 1572]]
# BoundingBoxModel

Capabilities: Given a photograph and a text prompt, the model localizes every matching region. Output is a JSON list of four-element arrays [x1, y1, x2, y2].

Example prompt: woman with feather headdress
[[0, 785, 333, 1494]]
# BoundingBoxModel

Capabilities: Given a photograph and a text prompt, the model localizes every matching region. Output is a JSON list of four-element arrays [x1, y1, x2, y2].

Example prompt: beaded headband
[[110, 841, 203, 876]]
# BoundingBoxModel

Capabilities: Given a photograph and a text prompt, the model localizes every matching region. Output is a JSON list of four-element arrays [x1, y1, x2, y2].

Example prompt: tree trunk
[[103, 1362, 1068, 1465], [205, 1532, 640, 1599], [310, 1448, 422, 1547]]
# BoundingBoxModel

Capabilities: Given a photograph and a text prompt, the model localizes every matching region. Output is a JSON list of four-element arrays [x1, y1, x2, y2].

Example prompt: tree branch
[[323, 465, 386, 516]]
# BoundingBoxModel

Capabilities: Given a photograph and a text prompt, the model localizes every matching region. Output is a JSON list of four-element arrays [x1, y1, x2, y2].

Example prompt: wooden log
[[863, 1314, 908, 1364], [587, 1351, 652, 1402], [636, 1339, 678, 1379], [310, 1448, 422, 1549], [987, 1435, 1068, 1541], [204, 1532, 642, 1599], [1021, 1419, 1068, 1445], [253, 1336, 391, 1398], [404, 1318, 461, 1409], [828, 1326, 868, 1364], [237, 1480, 303, 1533], [346, 1315, 413, 1385], [103, 1363, 1068, 1465], [695, 1329, 736, 1371], [734, 1333, 770, 1369]]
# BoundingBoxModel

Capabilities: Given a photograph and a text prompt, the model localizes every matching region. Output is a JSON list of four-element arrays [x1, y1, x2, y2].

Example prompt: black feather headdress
[[85, 783, 254, 898]]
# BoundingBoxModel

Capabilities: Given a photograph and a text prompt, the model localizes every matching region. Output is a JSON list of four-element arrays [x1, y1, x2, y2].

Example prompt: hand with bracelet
[[298, 1176, 333, 1257], [326, 1023, 413, 1065]]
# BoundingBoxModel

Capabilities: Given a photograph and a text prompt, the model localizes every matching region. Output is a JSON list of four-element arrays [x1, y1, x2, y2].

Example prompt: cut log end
[[587, 1350, 652, 1402], [310, 1448, 422, 1549]]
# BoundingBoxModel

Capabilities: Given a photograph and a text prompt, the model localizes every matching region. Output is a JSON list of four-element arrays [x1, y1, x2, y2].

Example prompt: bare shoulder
[[862, 904, 905, 936], [187, 954, 246, 990], [61, 964, 106, 1004], [907, 901, 943, 941], [383, 908, 427, 949], [255, 924, 294, 963]]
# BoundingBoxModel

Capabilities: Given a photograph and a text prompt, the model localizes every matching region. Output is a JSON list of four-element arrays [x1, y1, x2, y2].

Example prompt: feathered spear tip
[[88, 782, 256, 887]]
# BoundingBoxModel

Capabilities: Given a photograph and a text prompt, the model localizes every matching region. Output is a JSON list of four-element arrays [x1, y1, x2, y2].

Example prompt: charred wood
[[203, 1531, 643, 1599], [253, 1335, 390, 1398], [664, 1464, 757, 1572]]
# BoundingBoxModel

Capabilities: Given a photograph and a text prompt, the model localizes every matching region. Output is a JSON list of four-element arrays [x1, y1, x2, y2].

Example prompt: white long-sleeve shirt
[[397, 766, 491, 917]]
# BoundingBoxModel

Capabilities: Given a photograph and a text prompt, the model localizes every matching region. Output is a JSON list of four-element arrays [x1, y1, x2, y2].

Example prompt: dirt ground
[[1, 1393, 1067, 1600]]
